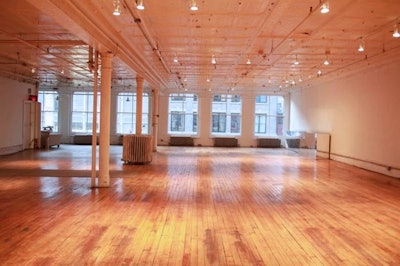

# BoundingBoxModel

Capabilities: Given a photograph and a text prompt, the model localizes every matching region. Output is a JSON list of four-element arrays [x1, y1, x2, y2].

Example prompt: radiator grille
[[122, 134, 153, 164]]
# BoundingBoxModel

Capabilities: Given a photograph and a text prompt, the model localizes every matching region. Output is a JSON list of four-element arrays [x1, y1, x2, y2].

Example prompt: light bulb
[[113, 0, 121, 16], [137, 0, 144, 10], [393, 25, 400, 38], [320, 2, 329, 14], [211, 55, 216, 64], [190, 0, 198, 11], [358, 43, 364, 52]]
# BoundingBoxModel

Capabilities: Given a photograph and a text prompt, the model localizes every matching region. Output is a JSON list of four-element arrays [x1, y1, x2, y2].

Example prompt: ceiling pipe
[[26, 0, 169, 90], [123, 0, 172, 76], [0, 29, 93, 81]]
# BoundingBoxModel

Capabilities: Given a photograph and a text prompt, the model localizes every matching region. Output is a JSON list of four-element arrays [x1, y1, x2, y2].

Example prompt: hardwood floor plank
[[1, 145, 400, 265]]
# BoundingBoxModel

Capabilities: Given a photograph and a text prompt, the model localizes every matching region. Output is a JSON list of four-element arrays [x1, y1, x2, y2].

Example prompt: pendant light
[[113, 0, 121, 16], [137, 0, 144, 10], [393, 24, 400, 38], [190, 0, 198, 11], [320, 1, 329, 14], [211, 55, 216, 64], [294, 55, 299, 65]]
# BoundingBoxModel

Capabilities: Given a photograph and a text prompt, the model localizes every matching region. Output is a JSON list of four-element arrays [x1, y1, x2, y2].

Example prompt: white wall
[[0, 77, 35, 155], [290, 57, 400, 178]]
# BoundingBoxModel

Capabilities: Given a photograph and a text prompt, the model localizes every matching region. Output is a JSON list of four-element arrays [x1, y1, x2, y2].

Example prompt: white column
[[135, 76, 144, 135], [98, 52, 113, 187], [152, 88, 159, 151], [91, 50, 99, 188]]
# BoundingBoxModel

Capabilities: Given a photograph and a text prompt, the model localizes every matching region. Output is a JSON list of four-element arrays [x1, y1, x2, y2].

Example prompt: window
[[116, 92, 149, 134], [71, 92, 100, 134], [211, 94, 242, 136], [170, 111, 185, 131], [171, 94, 185, 101], [255, 114, 267, 134], [231, 113, 241, 133], [255, 95, 268, 103], [212, 112, 226, 132], [254, 95, 284, 136], [168, 93, 198, 135], [193, 112, 198, 132], [38, 91, 59, 132]]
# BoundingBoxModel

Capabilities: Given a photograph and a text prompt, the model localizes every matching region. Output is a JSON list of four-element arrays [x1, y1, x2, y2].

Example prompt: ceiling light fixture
[[190, 0, 198, 11], [206, 76, 210, 82], [324, 57, 329, 65], [294, 55, 299, 65], [113, 0, 121, 16], [358, 42, 365, 52], [211, 55, 216, 64], [393, 24, 400, 38], [136, 0, 144, 10], [320, 2, 329, 14], [173, 54, 179, 63], [246, 59, 251, 65], [31, 67, 36, 73], [317, 70, 322, 76]]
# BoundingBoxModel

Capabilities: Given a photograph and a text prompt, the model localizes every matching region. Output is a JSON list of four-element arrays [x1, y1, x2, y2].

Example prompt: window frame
[[38, 90, 59, 132]]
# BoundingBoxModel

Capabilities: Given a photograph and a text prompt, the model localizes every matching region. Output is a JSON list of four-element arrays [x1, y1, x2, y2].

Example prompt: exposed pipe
[[91, 49, 99, 188], [0, 29, 93, 81], [123, 0, 172, 76]]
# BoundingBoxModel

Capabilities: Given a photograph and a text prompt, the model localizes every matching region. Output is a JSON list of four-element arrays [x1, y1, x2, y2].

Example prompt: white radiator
[[122, 134, 153, 164]]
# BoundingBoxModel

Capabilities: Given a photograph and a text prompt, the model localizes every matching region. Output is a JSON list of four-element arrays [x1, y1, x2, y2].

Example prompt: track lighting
[[320, 2, 329, 14], [113, 0, 121, 16], [190, 0, 198, 11], [136, 0, 144, 10], [393, 24, 400, 38], [211, 55, 216, 64]]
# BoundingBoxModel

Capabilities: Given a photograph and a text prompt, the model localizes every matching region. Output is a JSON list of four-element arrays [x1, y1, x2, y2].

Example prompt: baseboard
[[331, 153, 400, 178], [0, 145, 23, 155]]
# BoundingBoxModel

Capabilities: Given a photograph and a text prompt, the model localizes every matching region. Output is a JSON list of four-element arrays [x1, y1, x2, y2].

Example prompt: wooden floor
[[0, 145, 400, 265]]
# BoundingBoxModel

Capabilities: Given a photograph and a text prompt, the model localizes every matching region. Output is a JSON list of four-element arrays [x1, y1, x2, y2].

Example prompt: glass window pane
[[168, 93, 198, 135], [254, 95, 284, 136], [116, 92, 149, 134], [38, 91, 59, 132]]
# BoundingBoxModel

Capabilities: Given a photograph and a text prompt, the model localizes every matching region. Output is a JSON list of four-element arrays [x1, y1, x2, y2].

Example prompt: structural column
[[98, 52, 113, 187], [135, 75, 144, 135], [152, 88, 159, 151]]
